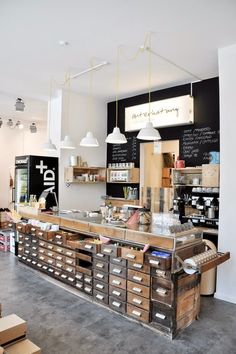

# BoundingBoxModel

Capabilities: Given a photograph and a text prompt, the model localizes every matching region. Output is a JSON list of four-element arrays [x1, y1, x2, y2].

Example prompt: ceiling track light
[[15, 97, 25, 111]]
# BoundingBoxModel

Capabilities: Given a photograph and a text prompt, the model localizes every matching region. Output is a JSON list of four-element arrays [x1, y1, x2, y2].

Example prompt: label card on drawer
[[113, 268, 121, 274], [132, 310, 141, 317], [133, 276, 142, 282], [112, 280, 121, 286], [96, 273, 104, 279], [112, 290, 121, 296], [155, 312, 166, 320], [132, 298, 142, 305], [112, 301, 121, 308], [133, 287, 142, 293], [96, 294, 104, 300], [96, 284, 104, 290]]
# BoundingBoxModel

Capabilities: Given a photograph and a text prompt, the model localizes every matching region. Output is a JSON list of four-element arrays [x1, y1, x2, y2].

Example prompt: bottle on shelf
[[211, 196, 219, 219]]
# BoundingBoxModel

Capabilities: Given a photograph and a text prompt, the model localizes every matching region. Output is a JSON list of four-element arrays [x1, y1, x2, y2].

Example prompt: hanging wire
[[148, 33, 152, 121], [115, 47, 121, 127]]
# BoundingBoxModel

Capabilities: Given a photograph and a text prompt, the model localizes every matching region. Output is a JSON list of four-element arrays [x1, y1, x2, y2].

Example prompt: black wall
[[106, 77, 219, 197]]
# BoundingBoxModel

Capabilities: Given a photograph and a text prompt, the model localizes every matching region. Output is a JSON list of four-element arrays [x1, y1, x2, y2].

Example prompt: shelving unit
[[172, 165, 220, 188], [64, 166, 106, 184], [107, 167, 140, 184]]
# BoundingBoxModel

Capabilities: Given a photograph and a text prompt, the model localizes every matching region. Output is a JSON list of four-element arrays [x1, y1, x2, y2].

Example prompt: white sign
[[125, 95, 194, 132]]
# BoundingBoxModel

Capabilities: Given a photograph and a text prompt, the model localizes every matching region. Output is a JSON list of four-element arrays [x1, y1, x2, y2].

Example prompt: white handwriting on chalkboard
[[132, 107, 179, 120]]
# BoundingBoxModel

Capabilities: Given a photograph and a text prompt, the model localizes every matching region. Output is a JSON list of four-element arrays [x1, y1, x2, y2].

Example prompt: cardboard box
[[4, 339, 41, 354], [0, 314, 27, 346]]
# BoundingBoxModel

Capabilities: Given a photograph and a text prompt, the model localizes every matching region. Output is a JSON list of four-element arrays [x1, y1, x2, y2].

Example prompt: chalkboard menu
[[180, 126, 219, 166], [110, 136, 138, 164]]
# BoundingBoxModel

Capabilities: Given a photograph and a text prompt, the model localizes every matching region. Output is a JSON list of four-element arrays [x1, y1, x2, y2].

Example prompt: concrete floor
[[0, 253, 236, 354]]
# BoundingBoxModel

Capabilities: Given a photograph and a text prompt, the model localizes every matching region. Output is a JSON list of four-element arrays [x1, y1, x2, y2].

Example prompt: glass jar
[[139, 208, 151, 225]]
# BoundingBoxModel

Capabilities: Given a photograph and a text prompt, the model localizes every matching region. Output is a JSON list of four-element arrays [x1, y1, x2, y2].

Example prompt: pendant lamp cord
[[48, 78, 53, 140], [65, 72, 71, 134], [115, 47, 120, 127], [148, 33, 152, 122], [89, 59, 94, 125]]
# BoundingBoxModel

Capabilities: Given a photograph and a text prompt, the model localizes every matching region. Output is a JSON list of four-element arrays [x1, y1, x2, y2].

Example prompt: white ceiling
[[1, 0, 236, 122]]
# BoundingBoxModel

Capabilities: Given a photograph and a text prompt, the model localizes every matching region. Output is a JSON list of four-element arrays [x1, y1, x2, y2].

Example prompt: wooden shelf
[[107, 167, 140, 184], [65, 166, 106, 184]]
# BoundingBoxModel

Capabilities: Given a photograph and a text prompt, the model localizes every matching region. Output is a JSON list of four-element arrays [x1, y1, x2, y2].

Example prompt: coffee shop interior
[[0, 1, 236, 353]]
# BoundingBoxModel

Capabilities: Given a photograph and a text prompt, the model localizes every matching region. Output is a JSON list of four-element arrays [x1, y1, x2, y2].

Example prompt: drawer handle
[[96, 253, 104, 258], [76, 283, 83, 289], [37, 263, 42, 267], [39, 250, 44, 253], [39, 243, 45, 246], [112, 290, 121, 296], [96, 273, 104, 279], [32, 253, 37, 257], [155, 313, 166, 320], [66, 268, 73, 273], [17, 226, 22, 229], [38, 232, 43, 236], [19, 241, 23, 244], [25, 243, 30, 247], [56, 235, 62, 239], [133, 287, 142, 293], [57, 256, 62, 261], [133, 263, 142, 269], [84, 287, 92, 293], [55, 271, 60, 276], [32, 247, 37, 250], [113, 268, 121, 274], [132, 276, 142, 282], [61, 274, 67, 279], [126, 254, 135, 259], [66, 252, 73, 256], [66, 260, 73, 265], [156, 287, 167, 295], [155, 270, 166, 277], [49, 269, 54, 273], [31, 228, 36, 231], [18, 255, 22, 258], [112, 258, 121, 263], [32, 261, 37, 265], [150, 260, 160, 265], [112, 280, 121, 285], [32, 240, 37, 243], [48, 253, 53, 257], [68, 277, 74, 282], [76, 274, 82, 280], [103, 248, 112, 254], [132, 310, 141, 317], [57, 249, 63, 253], [42, 266, 47, 270], [27, 258, 31, 262], [57, 263, 62, 268], [96, 263, 104, 269], [48, 246, 53, 249], [22, 256, 27, 260], [112, 301, 121, 308], [132, 298, 142, 305], [85, 244, 93, 250], [25, 250, 30, 254], [96, 284, 104, 290], [48, 260, 53, 264], [96, 294, 104, 300], [84, 277, 92, 283]]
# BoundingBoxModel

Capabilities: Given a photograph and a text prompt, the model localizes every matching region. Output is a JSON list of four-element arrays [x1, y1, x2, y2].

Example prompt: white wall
[[59, 90, 107, 210], [0, 124, 57, 208], [215, 44, 236, 303]]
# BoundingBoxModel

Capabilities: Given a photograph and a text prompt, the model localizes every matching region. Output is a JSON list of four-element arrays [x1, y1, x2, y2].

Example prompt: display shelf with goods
[[64, 167, 106, 184], [172, 165, 220, 188], [107, 168, 140, 184]]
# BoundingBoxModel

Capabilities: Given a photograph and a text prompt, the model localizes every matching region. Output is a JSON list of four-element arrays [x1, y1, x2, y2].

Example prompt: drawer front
[[64, 265, 76, 274], [110, 263, 127, 279], [47, 243, 54, 251], [24, 249, 30, 255], [110, 257, 127, 268], [55, 260, 64, 269], [60, 272, 68, 281], [127, 281, 150, 299], [151, 268, 171, 280], [46, 250, 55, 258], [30, 251, 38, 258], [94, 280, 109, 294], [127, 269, 150, 287], [128, 261, 150, 274], [84, 275, 93, 285], [66, 275, 76, 284], [84, 284, 93, 295], [24, 235, 31, 242], [127, 304, 150, 323], [121, 248, 144, 264], [16, 223, 26, 233], [35, 230, 45, 239], [146, 254, 171, 270], [151, 301, 174, 328], [38, 255, 47, 262], [127, 292, 150, 311], [77, 252, 92, 263], [75, 281, 83, 290], [46, 257, 55, 266], [93, 260, 109, 273], [18, 233, 25, 241], [76, 265, 92, 276], [31, 245, 38, 252], [24, 242, 31, 249], [75, 272, 84, 282], [18, 246, 24, 254], [31, 237, 38, 245], [109, 297, 126, 314], [109, 275, 126, 290], [65, 257, 76, 266], [54, 246, 65, 254], [94, 290, 109, 305], [64, 249, 76, 258], [94, 252, 109, 262], [151, 278, 173, 305], [54, 254, 65, 262], [78, 242, 100, 254], [109, 285, 126, 302], [39, 240, 47, 248], [39, 247, 47, 255], [28, 226, 39, 236], [94, 270, 109, 283], [101, 244, 121, 257]]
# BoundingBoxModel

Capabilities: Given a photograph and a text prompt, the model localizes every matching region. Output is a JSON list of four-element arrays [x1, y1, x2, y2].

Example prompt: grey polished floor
[[0, 253, 236, 354]]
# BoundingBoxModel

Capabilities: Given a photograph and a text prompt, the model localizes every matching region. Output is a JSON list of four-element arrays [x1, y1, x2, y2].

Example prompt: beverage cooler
[[14, 155, 58, 207]]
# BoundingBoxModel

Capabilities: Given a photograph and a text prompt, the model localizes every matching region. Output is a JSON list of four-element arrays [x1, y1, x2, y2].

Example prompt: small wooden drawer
[[39, 255, 47, 262], [24, 249, 30, 255], [127, 269, 150, 287], [94, 260, 109, 272], [94, 280, 109, 294], [76, 265, 92, 276], [28, 226, 39, 236], [54, 246, 65, 254], [35, 230, 45, 239], [54, 254, 64, 262], [16, 223, 26, 233], [77, 252, 92, 263], [94, 290, 109, 305], [151, 301, 174, 329], [47, 267, 55, 275], [94, 270, 109, 283], [110, 257, 127, 268], [94, 253, 109, 262], [121, 247, 144, 264], [101, 244, 121, 257], [31, 245, 38, 252], [24, 242, 31, 249], [55, 260, 64, 269], [64, 249, 76, 258], [67, 275, 76, 284], [109, 285, 126, 302], [18, 246, 24, 254], [31, 260, 37, 266], [151, 277, 173, 305], [146, 254, 171, 270], [30, 251, 38, 258], [18, 234, 25, 241], [39, 240, 47, 248], [18, 240, 24, 245], [46, 250, 54, 258], [110, 263, 127, 279], [65, 257, 76, 266], [47, 243, 54, 251], [54, 270, 61, 278], [127, 281, 150, 299], [60, 273, 68, 281], [109, 297, 126, 314], [39, 247, 46, 255], [109, 275, 126, 290], [84, 275, 93, 285], [78, 241, 100, 254], [75, 272, 84, 281], [75, 281, 83, 290], [84, 284, 93, 295], [127, 292, 150, 311], [127, 304, 150, 323], [151, 268, 171, 280], [36, 262, 43, 269], [47, 257, 55, 266], [42, 264, 48, 271], [24, 235, 31, 242], [128, 261, 150, 274], [31, 237, 38, 245], [52, 232, 67, 244], [64, 265, 75, 274]]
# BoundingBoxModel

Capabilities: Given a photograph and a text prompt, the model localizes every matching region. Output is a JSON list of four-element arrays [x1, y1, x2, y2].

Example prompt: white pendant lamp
[[61, 134, 76, 149], [80, 131, 99, 147], [105, 47, 127, 144], [137, 34, 161, 141], [43, 79, 57, 151]]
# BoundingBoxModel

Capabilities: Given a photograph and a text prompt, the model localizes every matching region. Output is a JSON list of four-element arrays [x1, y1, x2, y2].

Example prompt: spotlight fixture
[[15, 98, 25, 111], [7, 119, 14, 128], [16, 120, 24, 129], [0, 118, 2, 128], [29, 122, 37, 133]]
